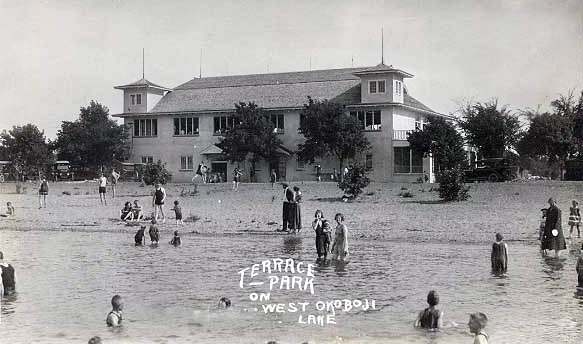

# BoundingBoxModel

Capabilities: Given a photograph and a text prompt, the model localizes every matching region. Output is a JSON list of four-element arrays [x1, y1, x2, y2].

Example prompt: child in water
[[135, 226, 146, 246], [539, 208, 547, 242], [569, 199, 581, 239], [171, 200, 183, 225], [106, 295, 123, 327], [170, 231, 182, 246], [414, 290, 443, 330], [218, 297, 231, 309], [149, 219, 159, 244], [468, 312, 489, 344], [491, 233, 508, 274]]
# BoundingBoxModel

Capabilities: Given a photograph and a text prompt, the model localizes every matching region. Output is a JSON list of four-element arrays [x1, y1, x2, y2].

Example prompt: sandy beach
[[1, 180, 582, 245]]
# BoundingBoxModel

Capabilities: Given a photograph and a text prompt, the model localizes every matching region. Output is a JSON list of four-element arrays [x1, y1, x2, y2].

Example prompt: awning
[[200, 144, 224, 155]]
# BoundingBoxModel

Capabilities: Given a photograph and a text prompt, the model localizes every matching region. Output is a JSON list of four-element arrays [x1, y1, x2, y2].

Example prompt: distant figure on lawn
[[98, 173, 107, 206], [38, 176, 49, 208], [541, 197, 566, 257], [111, 168, 120, 199], [232, 167, 243, 191], [106, 295, 123, 327], [414, 290, 443, 330], [568, 199, 581, 239], [491, 233, 508, 274], [270, 169, 277, 188]]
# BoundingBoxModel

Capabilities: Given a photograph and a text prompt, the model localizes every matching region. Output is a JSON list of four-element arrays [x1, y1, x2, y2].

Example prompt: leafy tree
[[0, 124, 54, 178], [53, 101, 129, 170], [142, 160, 172, 185], [297, 97, 371, 180], [457, 100, 521, 158], [407, 116, 467, 170], [218, 102, 283, 182], [337, 163, 370, 198], [438, 168, 470, 202]]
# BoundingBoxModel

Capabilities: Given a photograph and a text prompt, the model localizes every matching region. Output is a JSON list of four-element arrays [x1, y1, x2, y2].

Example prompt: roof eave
[[352, 70, 414, 78]]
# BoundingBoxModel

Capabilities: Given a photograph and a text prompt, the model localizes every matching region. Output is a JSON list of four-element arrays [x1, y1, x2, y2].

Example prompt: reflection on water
[[1, 231, 583, 343]]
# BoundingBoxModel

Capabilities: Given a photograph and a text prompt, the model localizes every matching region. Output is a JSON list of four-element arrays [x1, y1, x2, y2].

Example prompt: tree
[[407, 116, 467, 170], [337, 163, 370, 198], [457, 100, 521, 158], [53, 101, 129, 170], [218, 102, 283, 181], [297, 97, 371, 179], [0, 124, 54, 178], [142, 160, 172, 185]]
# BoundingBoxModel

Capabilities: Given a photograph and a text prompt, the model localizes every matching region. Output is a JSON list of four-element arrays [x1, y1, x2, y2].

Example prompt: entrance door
[[210, 161, 227, 183], [269, 159, 286, 181]]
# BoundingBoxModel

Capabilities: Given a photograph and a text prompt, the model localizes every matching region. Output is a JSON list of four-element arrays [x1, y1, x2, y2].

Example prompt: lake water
[[1, 230, 583, 344]]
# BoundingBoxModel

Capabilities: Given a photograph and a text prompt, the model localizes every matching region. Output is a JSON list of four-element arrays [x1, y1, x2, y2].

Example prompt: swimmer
[[468, 312, 489, 344], [0, 251, 16, 296], [149, 219, 159, 244], [88, 336, 102, 344], [106, 295, 123, 327], [170, 230, 182, 246], [414, 290, 443, 330], [218, 297, 231, 309], [491, 233, 508, 274], [135, 226, 146, 246]]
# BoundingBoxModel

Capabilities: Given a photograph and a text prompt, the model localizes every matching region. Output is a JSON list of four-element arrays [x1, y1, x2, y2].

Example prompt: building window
[[369, 80, 386, 94], [394, 147, 423, 173], [271, 113, 285, 134], [395, 80, 402, 96], [180, 156, 194, 171], [174, 117, 199, 136], [213, 116, 235, 135], [298, 114, 306, 133], [130, 94, 142, 105], [365, 154, 373, 170], [297, 158, 305, 170], [133, 119, 157, 137], [141, 156, 153, 164], [350, 110, 382, 131]]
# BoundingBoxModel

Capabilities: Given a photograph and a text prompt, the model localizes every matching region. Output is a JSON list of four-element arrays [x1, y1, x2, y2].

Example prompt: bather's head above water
[[218, 297, 231, 309]]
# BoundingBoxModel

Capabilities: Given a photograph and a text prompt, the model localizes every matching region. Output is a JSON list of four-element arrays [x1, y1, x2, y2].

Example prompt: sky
[[0, 0, 581, 139]]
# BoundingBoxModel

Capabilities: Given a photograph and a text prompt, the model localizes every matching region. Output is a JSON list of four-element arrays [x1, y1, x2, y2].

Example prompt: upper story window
[[213, 116, 235, 135], [296, 157, 305, 170], [180, 156, 194, 171], [350, 110, 382, 131], [369, 80, 386, 94], [133, 119, 157, 137], [270, 114, 285, 134], [141, 156, 153, 164], [130, 94, 142, 105], [394, 80, 403, 96], [174, 117, 199, 136]]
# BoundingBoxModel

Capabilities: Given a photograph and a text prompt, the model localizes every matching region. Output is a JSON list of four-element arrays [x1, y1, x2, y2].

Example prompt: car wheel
[[488, 173, 499, 182]]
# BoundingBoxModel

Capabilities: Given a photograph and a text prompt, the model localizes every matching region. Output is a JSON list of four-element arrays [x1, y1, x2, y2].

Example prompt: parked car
[[464, 158, 518, 182], [51, 160, 73, 181]]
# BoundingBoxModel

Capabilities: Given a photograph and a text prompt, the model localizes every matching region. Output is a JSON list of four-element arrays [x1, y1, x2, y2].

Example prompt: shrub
[[337, 163, 370, 198], [142, 160, 172, 185], [399, 191, 414, 198], [438, 169, 470, 201]]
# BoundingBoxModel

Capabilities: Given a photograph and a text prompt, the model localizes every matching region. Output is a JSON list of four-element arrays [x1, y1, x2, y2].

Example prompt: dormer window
[[130, 94, 142, 105], [369, 80, 386, 94]]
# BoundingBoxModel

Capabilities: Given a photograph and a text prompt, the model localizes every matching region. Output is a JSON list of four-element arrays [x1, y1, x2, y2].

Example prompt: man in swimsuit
[[110, 169, 120, 199], [98, 173, 107, 206], [152, 183, 166, 223]]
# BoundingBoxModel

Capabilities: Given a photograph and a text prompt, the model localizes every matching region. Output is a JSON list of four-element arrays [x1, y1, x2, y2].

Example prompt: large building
[[113, 63, 450, 183]]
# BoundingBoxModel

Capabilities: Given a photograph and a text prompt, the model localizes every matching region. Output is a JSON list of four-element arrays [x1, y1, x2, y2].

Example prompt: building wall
[[359, 73, 404, 104]]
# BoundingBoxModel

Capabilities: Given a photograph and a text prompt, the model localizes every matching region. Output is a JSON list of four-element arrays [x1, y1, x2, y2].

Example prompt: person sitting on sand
[[135, 226, 146, 246], [132, 200, 143, 221], [468, 312, 489, 344], [1, 202, 15, 217], [0, 251, 16, 297], [149, 219, 159, 244], [577, 243, 583, 288], [491, 233, 508, 274], [106, 295, 123, 327], [121, 202, 134, 221], [169, 231, 182, 246], [414, 290, 443, 330], [218, 297, 231, 309]]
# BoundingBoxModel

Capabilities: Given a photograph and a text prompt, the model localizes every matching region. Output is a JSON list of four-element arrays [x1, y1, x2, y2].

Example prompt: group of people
[[134, 219, 182, 246], [312, 210, 349, 262], [538, 197, 582, 257], [278, 183, 302, 233], [120, 200, 143, 221]]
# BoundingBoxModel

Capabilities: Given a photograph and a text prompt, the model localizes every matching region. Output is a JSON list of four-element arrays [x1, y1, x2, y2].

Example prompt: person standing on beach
[[110, 169, 120, 199], [38, 176, 49, 208], [270, 169, 277, 189], [541, 197, 566, 257], [331, 213, 349, 261], [568, 199, 581, 239], [232, 167, 243, 191], [98, 173, 107, 206], [491, 233, 508, 274], [152, 183, 166, 223]]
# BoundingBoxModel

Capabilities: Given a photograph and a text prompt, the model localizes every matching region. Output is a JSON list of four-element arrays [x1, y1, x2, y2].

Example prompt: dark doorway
[[269, 159, 286, 181]]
